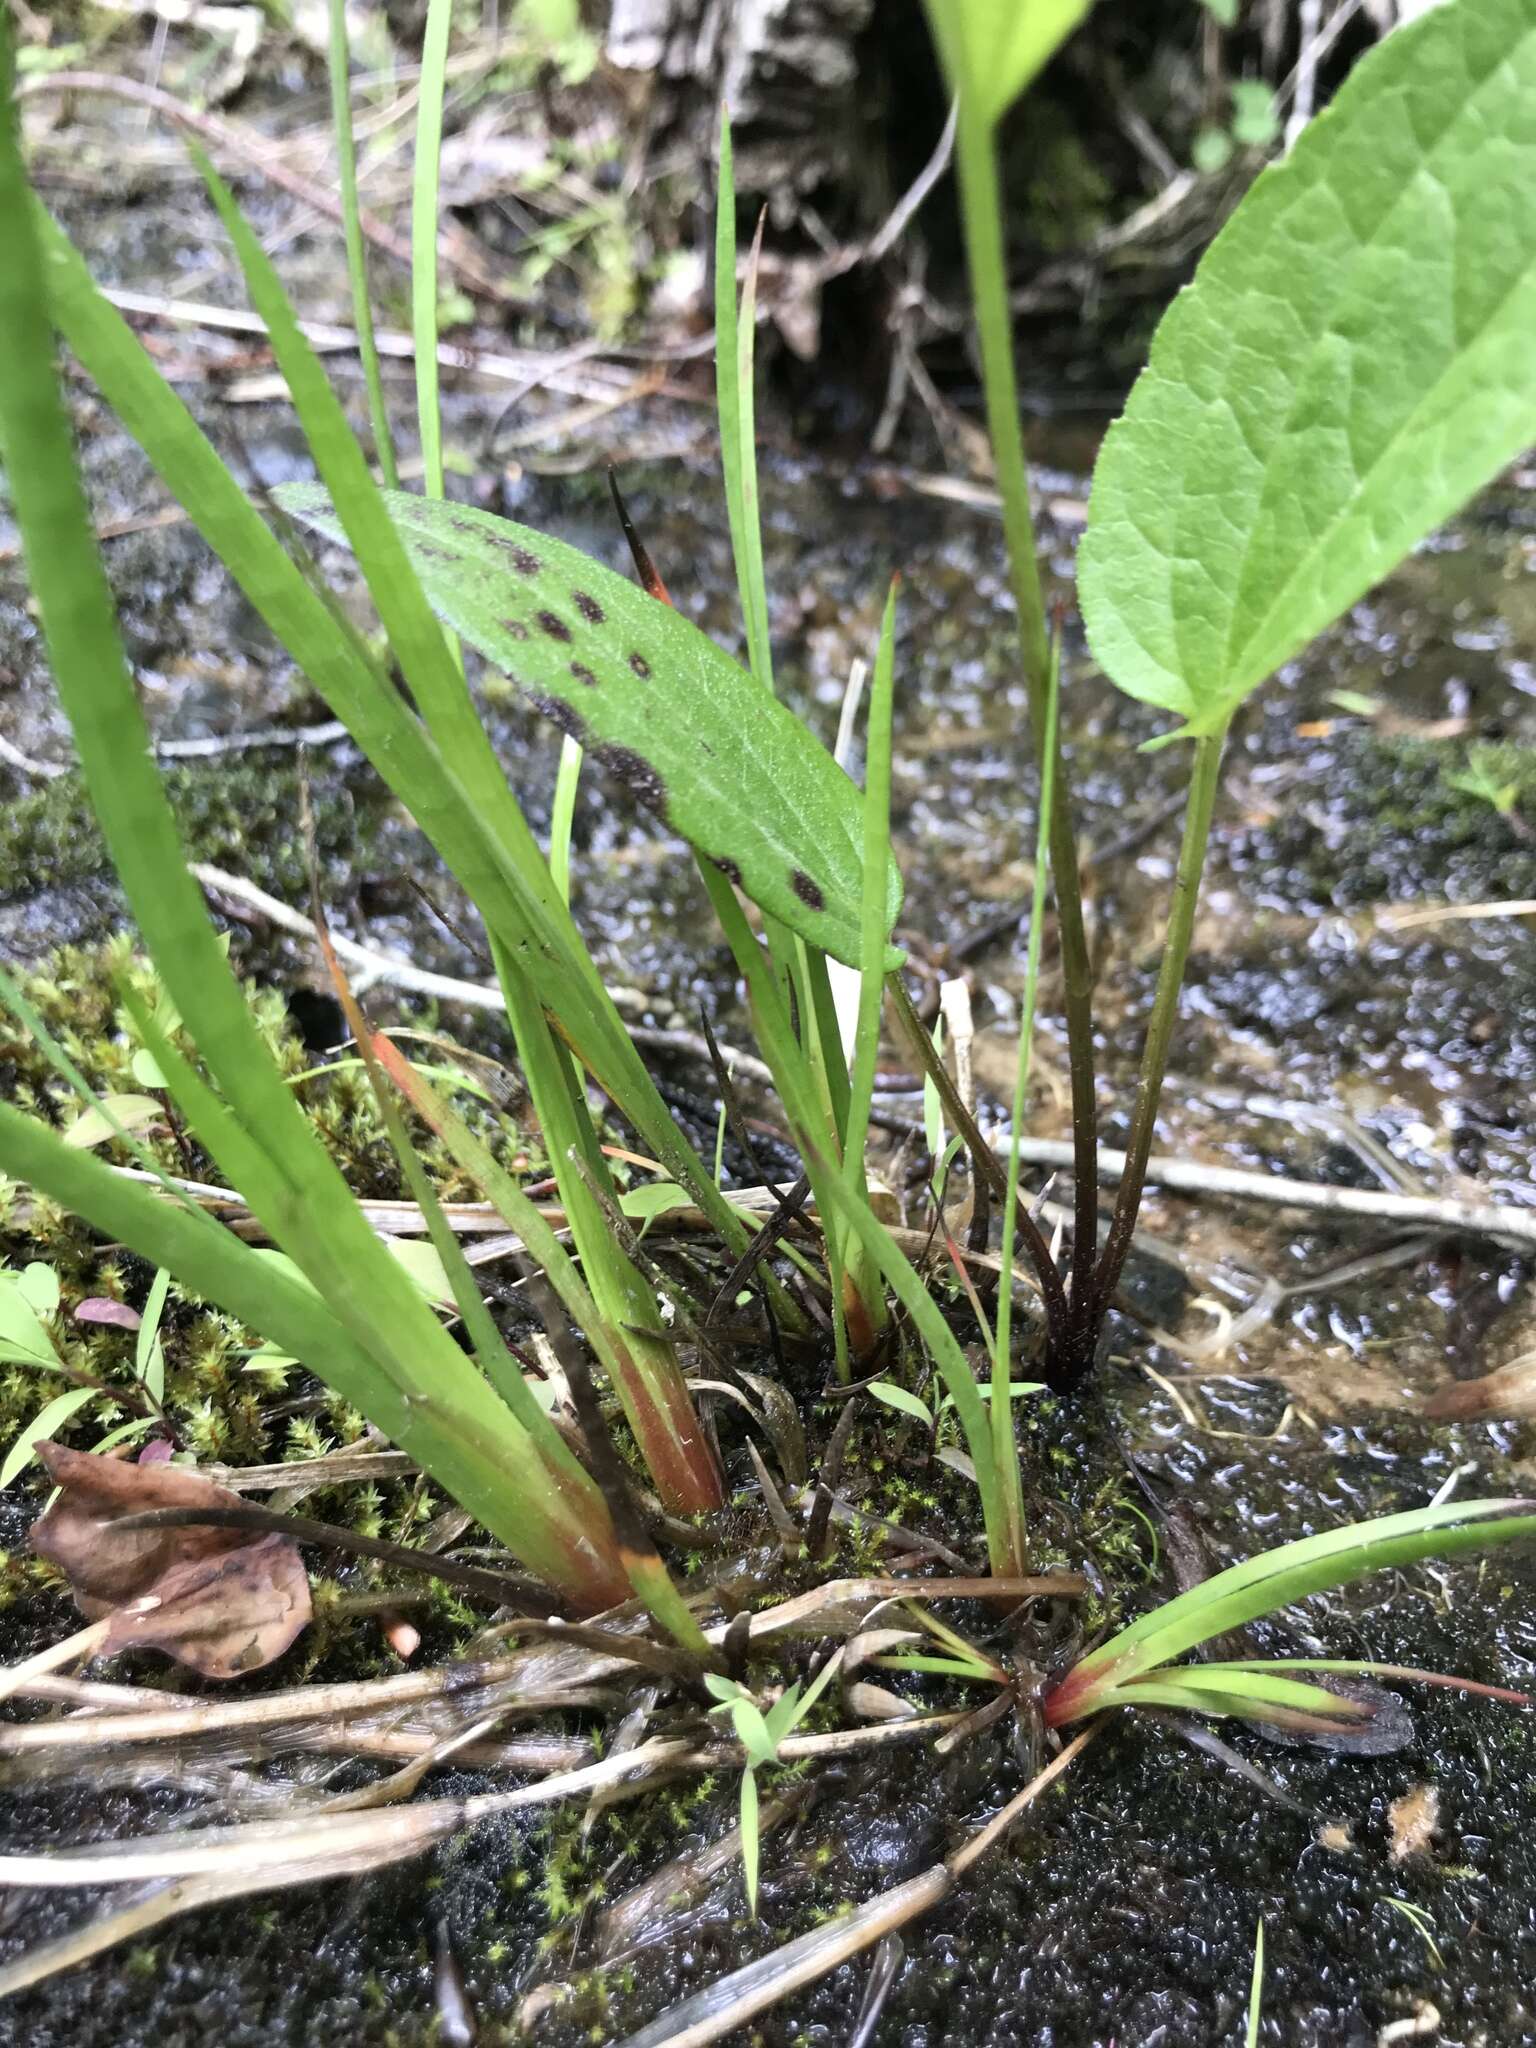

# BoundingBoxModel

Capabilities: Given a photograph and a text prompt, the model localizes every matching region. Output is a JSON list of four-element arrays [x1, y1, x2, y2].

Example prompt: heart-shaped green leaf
[[276, 484, 902, 969], [1079, 0, 1536, 741]]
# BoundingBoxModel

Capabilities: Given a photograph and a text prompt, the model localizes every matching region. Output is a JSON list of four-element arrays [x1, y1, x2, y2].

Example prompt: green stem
[[885, 971, 1070, 1352], [1084, 724, 1229, 1355], [952, 102, 1100, 1316], [991, 629, 1060, 1577], [498, 948, 725, 1515], [325, 0, 397, 489], [549, 733, 583, 905]]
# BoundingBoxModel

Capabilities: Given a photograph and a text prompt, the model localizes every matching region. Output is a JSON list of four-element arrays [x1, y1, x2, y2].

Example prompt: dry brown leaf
[[30, 1441, 311, 1679]]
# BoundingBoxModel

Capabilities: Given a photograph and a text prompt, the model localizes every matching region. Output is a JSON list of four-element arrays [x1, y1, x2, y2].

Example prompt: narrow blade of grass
[[842, 577, 899, 1186], [325, 0, 397, 487], [550, 733, 584, 905], [1246, 1920, 1265, 2048], [1052, 1500, 1536, 1713], [495, 950, 723, 1514], [715, 113, 772, 691], [413, 0, 454, 504], [1122, 1664, 1375, 1717], [701, 866, 1021, 1570], [192, 145, 526, 884]]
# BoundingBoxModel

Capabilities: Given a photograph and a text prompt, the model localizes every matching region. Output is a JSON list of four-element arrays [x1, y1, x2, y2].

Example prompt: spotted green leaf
[[1079, 0, 1536, 742], [275, 484, 902, 970]]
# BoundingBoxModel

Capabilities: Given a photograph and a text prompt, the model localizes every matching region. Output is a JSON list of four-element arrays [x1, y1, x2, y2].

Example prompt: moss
[[0, 941, 540, 1578], [0, 755, 401, 933], [1240, 730, 1536, 910]]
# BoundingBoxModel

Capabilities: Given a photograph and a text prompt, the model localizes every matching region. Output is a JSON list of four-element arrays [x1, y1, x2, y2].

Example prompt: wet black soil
[[3, 175, 1536, 2047]]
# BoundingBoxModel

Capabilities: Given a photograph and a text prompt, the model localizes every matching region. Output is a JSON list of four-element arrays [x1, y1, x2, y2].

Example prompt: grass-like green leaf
[[866, 1381, 933, 1428], [1246, 1919, 1265, 2048], [325, 0, 396, 488], [1080, 0, 1536, 739], [1048, 1497, 1536, 1723], [136, 1266, 169, 1405], [699, 853, 1028, 1570], [1, 1386, 98, 1491], [1123, 1663, 1374, 1718], [714, 113, 773, 692], [413, 0, 453, 505], [739, 1762, 761, 1916], [276, 484, 903, 969]]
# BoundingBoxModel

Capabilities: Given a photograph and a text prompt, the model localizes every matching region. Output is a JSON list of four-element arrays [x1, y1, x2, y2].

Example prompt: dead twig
[[978, 1136, 1536, 1251], [19, 72, 520, 306]]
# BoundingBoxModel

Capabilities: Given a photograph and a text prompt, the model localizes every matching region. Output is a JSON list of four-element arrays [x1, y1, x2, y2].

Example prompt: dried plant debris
[[29, 1440, 311, 1678]]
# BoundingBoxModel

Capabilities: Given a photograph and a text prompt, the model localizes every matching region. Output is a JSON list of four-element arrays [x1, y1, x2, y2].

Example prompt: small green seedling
[[1446, 743, 1522, 820], [1382, 1897, 1446, 1972], [0, 1262, 66, 1374], [704, 1652, 843, 1916], [866, 1377, 1044, 1434], [0, 1261, 172, 1488], [1245, 1918, 1265, 2048]]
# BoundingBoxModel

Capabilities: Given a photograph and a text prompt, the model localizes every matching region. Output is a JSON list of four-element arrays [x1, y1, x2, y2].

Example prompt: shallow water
[[3, 187, 1536, 2044]]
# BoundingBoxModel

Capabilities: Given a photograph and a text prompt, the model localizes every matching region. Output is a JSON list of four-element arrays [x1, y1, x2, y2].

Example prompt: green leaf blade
[[0, 1274, 63, 1372], [275, 484, 903, 969], [1080, 0, 1536, 738], [1056, 1498, 1536, 1709], [1, 1387, 98, 1490]]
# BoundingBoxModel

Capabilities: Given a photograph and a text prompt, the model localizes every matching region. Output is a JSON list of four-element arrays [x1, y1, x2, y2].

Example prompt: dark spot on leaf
[[500, 618, 530, 640], [531, 695, 586, 744], [570, 662, 598, 688], [413, 540, 454, 563], [537, 610, 572, 643], [497, 539, 541, 574], [629, 652, 652, 679], [711, 855, 742, 885], [573, 590, 605, 624], [595, 744, 668, 820], [791, 870, 825, 911]]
